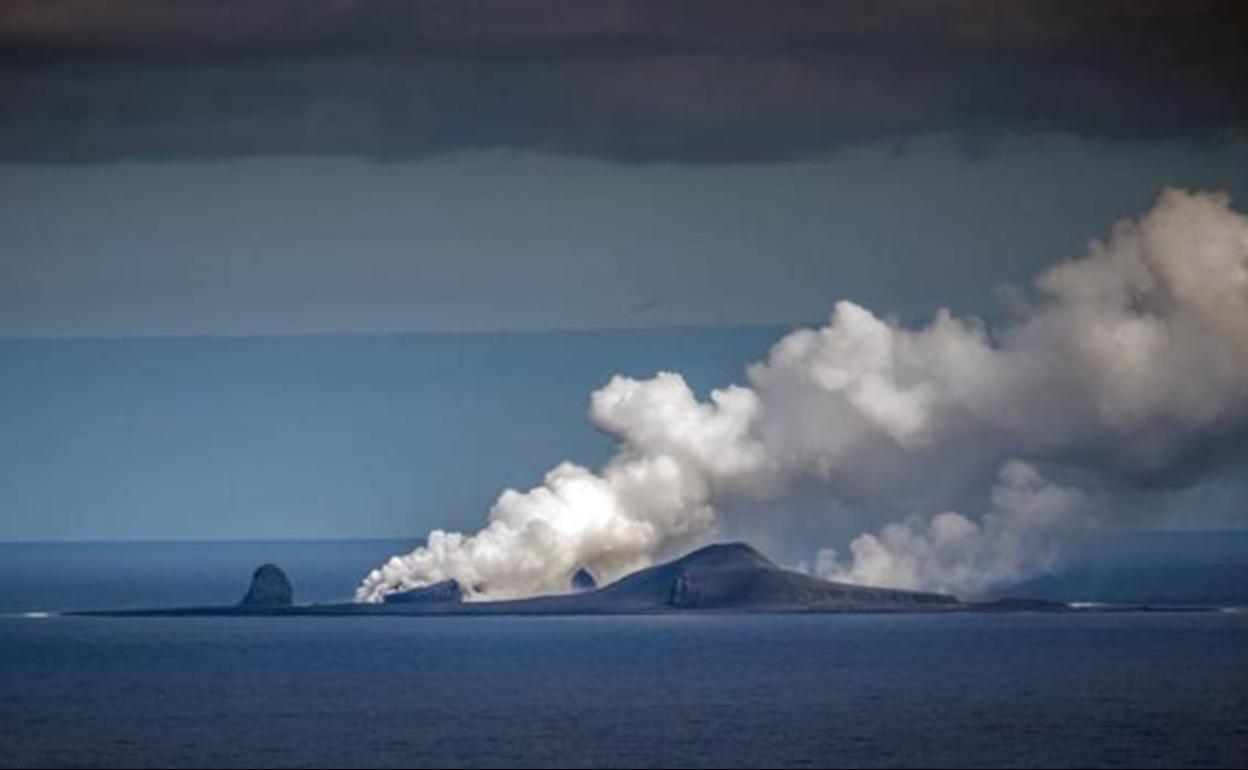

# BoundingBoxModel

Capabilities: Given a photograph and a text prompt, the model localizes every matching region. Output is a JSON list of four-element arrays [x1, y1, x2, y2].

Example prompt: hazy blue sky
[[0, 329, 782, 541], [2, 2, 1246, 544], [3, 325, 1244, 546], [2, 135, 1247, 542]]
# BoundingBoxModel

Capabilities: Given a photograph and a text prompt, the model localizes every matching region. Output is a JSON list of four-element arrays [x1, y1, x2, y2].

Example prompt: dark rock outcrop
[[591, 542, 959, 612], [238, 564, 294, 607], [383, 579, 463, 605], [571, 568, 597, 592], [967, 597, 1069, 612]]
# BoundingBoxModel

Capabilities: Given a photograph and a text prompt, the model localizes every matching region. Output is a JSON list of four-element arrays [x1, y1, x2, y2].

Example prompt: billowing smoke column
[[358, 189, 1248, 602], [817, 460, 1090, 596], [359, 378, 768, 601]]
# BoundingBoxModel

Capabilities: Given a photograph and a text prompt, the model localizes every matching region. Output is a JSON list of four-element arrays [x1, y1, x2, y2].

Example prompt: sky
[[3, 137, 1248, 338], [1, 1, 1246, 547]]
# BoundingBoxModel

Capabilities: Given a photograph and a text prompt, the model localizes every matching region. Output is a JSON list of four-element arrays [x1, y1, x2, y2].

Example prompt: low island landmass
[[70, 542, 1112, 617]]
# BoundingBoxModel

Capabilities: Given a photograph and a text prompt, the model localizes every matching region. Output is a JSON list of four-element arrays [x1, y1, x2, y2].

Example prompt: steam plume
[[358, 188, 1248, 602], [818, 460, 1090, 596]]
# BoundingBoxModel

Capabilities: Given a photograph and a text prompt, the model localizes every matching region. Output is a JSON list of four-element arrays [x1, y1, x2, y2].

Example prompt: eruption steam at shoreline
[[357, 188, 1248, 602]]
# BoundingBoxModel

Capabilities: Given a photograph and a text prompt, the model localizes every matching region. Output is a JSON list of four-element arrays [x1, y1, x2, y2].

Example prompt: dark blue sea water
[[2, 613, 1246, 769], [0, 540, 417, 614], [1, 542, 1247, 768]]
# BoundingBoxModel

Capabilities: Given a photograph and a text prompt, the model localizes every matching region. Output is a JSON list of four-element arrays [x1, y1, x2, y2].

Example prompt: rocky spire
[[238, 564, 294, 607]]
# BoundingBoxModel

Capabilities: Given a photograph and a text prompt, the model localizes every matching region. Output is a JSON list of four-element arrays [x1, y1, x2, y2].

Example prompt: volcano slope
[[75, 542, 971, 617]]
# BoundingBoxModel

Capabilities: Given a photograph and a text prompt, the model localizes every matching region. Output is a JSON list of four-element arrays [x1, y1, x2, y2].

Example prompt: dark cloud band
[[2, 0, 1246, 163]]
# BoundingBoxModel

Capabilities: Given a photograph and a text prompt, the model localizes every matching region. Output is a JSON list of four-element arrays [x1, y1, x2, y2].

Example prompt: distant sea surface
[[0, 539, 416, 614], [1, 541, 1247, 768]]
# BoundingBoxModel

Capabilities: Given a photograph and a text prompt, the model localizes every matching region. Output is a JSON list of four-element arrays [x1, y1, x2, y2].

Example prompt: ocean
[[1, 541, 1246, 769]]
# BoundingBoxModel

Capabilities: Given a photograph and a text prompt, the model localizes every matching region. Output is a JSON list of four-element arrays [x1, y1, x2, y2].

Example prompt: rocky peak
[[238, 564, 294, 607], [571, 568, 597, 592]]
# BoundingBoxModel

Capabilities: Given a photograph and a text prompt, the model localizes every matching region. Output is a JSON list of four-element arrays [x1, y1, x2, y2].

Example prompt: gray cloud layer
[[2, 1, 1246, 163]]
